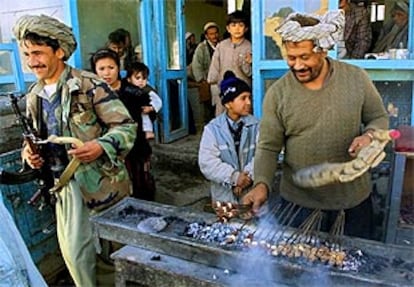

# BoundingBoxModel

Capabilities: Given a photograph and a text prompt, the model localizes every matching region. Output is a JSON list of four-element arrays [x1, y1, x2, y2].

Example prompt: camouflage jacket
[[25, 66, 137, 210]]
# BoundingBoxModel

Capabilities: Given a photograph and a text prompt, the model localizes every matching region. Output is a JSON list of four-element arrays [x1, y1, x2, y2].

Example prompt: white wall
[[0, 0, 65, 43]]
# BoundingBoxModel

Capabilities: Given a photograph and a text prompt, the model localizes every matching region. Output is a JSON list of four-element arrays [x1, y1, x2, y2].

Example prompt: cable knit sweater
[[254, 59, 388, 210]]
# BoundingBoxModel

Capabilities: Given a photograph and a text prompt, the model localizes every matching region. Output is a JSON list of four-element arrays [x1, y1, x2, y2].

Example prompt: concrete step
[[152, 134, 201, 175], [151, 134, 210, 210]]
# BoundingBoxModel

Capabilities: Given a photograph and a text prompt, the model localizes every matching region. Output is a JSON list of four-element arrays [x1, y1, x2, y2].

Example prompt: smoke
[[223, 211, 284, 286], [214, 203, 334, 286]]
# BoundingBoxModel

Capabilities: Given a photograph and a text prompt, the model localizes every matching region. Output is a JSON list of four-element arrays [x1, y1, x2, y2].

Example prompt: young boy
[[198, 71, 259, 204], [126, 62, 162, 140], [207, 10, 252, 116]]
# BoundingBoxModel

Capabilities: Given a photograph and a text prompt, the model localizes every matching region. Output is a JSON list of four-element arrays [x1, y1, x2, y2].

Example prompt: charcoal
[[184, 222, 253, 247]]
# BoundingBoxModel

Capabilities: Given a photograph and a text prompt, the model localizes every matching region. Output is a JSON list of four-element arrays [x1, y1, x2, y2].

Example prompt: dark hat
[[220, 71, 251, 105]]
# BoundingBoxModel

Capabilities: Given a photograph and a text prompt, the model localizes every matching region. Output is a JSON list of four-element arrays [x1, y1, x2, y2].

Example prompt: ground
[[152, 133, 211, 209]]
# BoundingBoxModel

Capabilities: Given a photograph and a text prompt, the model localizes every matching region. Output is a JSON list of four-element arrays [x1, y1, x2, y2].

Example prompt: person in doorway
[[191, 21, 220, 124], [106, 28, 135, 71], [338, 0, 372, 59], [185, 32, 198, 66], [242, 10, 388, 239], [372, 0, 409, 52], [91, 49, 156, 201], [134, 44, 143, 62], [207, 10, 252, 116], [199, 70, 259, 204], [13, 15, 136, 286]]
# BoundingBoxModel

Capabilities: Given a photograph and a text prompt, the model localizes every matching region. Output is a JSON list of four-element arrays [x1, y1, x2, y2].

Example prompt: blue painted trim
[[152, 0, 188, 143], [251, 0, 263, 118], [11, 40, 26, 92], [153, 2, 168, 142], [408, 1, 414, 53], [65, 0, 82, 68], [0, 75, 15, 84], [0, 41, 25, 92], [412, 82, 414, 126], [141, 0, 154, 79]]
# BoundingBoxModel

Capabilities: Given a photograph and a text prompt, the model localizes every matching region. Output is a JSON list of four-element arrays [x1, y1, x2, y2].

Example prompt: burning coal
[[185, 201, 409, 274]]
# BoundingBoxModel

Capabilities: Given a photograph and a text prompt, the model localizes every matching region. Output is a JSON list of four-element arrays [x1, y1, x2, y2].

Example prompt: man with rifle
[[12, 14, 136, 286]]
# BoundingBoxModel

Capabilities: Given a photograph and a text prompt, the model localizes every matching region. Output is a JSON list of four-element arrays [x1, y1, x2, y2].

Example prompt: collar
[[230, 38, 246, 48], [323, 57, 334, 87], [226, 114, 243, 127], [206, 40, 217, 50]]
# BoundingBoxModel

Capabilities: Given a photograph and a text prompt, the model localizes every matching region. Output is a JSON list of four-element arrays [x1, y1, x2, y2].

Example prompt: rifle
[[0, 93, 54, 210]]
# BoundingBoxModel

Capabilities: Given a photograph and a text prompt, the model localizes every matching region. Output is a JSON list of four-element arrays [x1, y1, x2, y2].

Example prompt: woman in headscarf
[[90, 48, 155, 201]]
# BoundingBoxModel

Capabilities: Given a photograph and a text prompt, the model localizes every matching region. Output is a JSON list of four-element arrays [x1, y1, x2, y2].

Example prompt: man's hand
[[22, 145, 44, 169], [242, 183, 268, 216], [68, 140, 103, 163], [348, 133, 373, 158], [237, 171, 253, 189]]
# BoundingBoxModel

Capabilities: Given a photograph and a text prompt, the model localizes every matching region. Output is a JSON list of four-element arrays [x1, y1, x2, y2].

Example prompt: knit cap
[[203, 22, 219, 32], [220, 71, 251, 105]]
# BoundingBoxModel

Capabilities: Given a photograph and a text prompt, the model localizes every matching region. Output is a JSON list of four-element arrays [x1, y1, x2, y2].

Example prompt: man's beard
[[291, 61, 324, 83]]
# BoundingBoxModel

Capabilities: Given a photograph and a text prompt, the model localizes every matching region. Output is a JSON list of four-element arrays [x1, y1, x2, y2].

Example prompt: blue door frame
[[0, 41, 26, 93], [148, 0, 189, 143]]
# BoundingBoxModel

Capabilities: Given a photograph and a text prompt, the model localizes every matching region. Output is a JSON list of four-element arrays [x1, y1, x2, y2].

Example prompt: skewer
[[328, 210, 345, 250], [285, 209, 321, 244], [270, 203, 301, 240], [273, 205, 303, 243], [252, 203, 281, 239]]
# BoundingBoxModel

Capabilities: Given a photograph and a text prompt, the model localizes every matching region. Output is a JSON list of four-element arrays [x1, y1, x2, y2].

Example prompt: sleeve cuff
[[231, 171, 240, 186]]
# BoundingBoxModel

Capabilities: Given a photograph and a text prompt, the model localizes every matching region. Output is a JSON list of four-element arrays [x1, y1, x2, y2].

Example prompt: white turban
[[276, 10, 345, 52], [13, 14, 77, 60]]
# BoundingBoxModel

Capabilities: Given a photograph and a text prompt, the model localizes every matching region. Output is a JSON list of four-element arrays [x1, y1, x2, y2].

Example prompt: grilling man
[[242, 10, 388, 240]]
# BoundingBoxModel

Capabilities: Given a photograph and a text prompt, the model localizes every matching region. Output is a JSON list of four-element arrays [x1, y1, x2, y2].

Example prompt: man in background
[[338, 0, 372, 59], [191, 21, 220, 124]]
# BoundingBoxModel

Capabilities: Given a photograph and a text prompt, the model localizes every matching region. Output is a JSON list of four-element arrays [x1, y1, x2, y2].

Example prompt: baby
[[126, 62, 162, 139]]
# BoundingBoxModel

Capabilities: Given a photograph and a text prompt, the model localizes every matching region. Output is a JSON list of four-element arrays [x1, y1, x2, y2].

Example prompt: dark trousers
[[125, 156, 156, 201], [280, 195, 373, 240]]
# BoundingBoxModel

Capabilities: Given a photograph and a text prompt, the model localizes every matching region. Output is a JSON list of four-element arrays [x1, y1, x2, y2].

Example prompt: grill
[[91, 197, 414, 286]]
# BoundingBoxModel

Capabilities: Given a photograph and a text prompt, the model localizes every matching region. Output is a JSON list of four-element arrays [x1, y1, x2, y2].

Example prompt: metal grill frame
[[91, 197, 414, 287]]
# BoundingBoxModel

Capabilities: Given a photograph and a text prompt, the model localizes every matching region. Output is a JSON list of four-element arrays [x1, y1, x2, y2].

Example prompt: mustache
[[28, 64, 46, 69], [291, 67, 310, 73]]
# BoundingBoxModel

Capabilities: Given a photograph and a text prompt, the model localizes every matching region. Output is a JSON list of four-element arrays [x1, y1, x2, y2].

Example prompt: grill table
[[111, 245, 290, 287], [91, 197, 414, 287]]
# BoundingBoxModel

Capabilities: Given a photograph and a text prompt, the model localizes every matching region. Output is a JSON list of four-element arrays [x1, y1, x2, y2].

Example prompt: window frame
[[251, 0, 414, 125]]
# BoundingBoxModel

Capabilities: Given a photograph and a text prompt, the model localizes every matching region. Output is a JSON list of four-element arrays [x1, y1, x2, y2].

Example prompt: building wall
[[76, 0, 227, 70], [185, 1, 227, 43], [77, 0, 140, 70]]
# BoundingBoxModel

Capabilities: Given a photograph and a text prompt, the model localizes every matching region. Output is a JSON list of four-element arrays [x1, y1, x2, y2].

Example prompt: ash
[[185, 222, 253, 247]]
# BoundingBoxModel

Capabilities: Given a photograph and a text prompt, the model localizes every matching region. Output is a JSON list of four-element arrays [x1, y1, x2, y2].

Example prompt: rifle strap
[[42, 135, 84, 193], [49, 157, 81, 193]]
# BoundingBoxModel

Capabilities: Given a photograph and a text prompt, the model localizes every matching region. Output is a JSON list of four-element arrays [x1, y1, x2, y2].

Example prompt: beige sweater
[[254, 59, 388, 210]]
